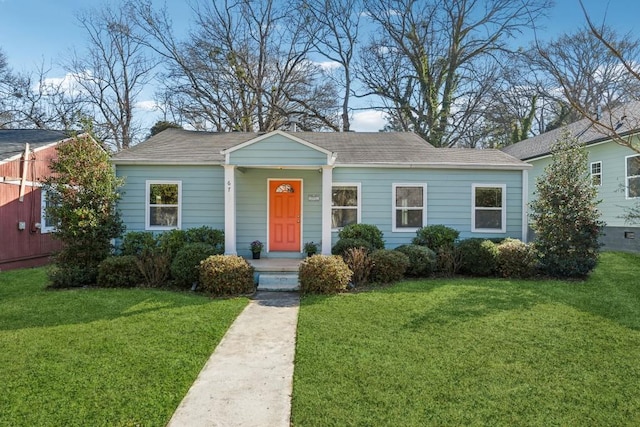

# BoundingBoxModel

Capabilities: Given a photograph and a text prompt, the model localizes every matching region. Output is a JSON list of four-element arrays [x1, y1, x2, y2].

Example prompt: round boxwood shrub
[[97, 255, 143, 288], [120, 231, 157, 256], [497, 238, 539, 278], [412, 224, 459, 252], [199, 255, 255, 296], [185, 226, 225, 253], [331, 238, 374, 256], [171, 243, 219, 289], [394, 244, 436, 277], [337, 224, 385, 250], [370, 249, 410, 284], [157, 229, 188, 260], [298, 255, 352, 295], [457, 238, 499, 277]]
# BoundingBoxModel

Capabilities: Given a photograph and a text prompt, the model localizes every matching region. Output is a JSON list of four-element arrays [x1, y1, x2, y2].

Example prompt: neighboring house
[[0, 129, 66, 270], [502, 102, 640, 252], [112, 129, 531, 258]]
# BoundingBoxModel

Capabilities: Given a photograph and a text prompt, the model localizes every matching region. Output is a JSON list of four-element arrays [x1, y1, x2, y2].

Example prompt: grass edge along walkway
[[0, 268, 249, 427], [292, 252, 640, 427]]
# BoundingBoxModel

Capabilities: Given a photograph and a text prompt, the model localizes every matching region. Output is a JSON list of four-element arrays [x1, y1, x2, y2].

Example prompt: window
[[472, 184, 506, 233], [590, 161, 602, 186], [40, 188, 58, 233], [393, 184, 426, 231], [146, 181, 181, 230], [626, 155, 640, 198], [332, 184, 360, 229]]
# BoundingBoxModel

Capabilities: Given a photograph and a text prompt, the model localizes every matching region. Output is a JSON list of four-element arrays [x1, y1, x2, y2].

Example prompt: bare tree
[[131, 0, 339, 133], [357, 0, 552, 147], [64, 3, 156, 150], [296, 0, 362, 131]]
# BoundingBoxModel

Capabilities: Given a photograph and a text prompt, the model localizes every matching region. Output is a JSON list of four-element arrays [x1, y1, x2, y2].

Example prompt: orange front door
[[269, 180, 301, 251]]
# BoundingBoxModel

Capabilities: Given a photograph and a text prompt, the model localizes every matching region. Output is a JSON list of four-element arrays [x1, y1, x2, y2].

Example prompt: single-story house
[[502, 101, 640, 252], [0, 129, 66, 270], [112, 129, 531, 258]]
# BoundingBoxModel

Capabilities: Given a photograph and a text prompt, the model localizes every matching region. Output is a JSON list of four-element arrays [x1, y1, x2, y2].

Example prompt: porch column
[[224, 165, 237, 255], [321, 165, 333, 255]]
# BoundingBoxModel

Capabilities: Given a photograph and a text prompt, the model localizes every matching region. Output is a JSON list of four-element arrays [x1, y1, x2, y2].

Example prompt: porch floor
[[246, 257, 302, 272]]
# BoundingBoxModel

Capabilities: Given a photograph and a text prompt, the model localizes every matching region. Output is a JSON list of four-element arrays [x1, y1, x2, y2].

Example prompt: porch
[[247, 257, 302, 291]]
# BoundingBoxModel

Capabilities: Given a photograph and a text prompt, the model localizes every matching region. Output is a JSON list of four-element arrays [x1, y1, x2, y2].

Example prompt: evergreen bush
[[337, 224, 385, 250], [199, 255, 255, 296], [394, 244, 436, 277], [298, 255, 352, 294], [370, 249, 409, 284]]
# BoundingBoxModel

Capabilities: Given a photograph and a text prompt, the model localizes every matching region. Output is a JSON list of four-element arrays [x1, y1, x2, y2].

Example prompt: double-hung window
[[393, 184, 426, 231], [331, 183, 360, 229], [472, 184, 506, 233], [146, 180, 182, 230], [626, 155, 640, 198], [590, 161, 602, 186], [40, 188, 59, 233]]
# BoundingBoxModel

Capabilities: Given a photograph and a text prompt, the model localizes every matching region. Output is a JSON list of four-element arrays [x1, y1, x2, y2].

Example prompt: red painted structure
[[0, 131, 66, 270]]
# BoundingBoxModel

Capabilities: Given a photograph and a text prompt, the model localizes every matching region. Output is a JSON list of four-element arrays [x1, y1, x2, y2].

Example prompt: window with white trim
[[393, 184, 426, 231], [590, 161, 602, 186], [331, 183, 360, 229], [146, 181, 181, 230], [40, 188, 58, 233], [626, 155, 640, 198], [472, 184, 506, 233]]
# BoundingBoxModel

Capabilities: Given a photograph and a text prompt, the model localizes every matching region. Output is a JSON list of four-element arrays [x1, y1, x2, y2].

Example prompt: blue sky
[[1, 0, 639, 131]]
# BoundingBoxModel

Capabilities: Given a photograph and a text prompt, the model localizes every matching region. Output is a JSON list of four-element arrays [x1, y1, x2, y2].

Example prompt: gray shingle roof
[[112, 128, 529, 169], [0, 129, 69, 161], [502, 101, 640, 160]]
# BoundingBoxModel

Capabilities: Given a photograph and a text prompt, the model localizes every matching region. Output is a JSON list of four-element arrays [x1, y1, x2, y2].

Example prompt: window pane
[[475, 187, 502, 208], [475, 209, 502, 229], [150, 206, 178, 227], [332, 208, 357, 228], [150, 184, 178, 205], [591, 162, 601, 174], [276, 184, 294, 193], [396, 187, 423, 208], [628, 156, 640, 177], [629, 177, 640, 198], [396, 209, 422, 228], [332, 187, 357, 207]]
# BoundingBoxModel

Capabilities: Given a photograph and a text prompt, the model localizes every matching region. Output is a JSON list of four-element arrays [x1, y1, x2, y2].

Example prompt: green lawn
[[292, 252, 640, 426], [0, 268, 248, 427]]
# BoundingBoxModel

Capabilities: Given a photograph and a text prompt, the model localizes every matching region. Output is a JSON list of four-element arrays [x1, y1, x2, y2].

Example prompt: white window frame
[[625, 154, 640, 199], [40, 188, 57, 233], [590, 161, 602, 187], [331, 182, 361, 230], [471, 183, 506, 233], [145, 180, 182, 230], [392, 183, 427, 232]]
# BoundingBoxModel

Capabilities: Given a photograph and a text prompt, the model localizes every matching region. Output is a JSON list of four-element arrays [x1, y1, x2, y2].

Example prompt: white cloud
[[314, 60, 342, 71], [351, 110, 387, 132], [39, 71, 88, 96], [135, 100, 158, 111]]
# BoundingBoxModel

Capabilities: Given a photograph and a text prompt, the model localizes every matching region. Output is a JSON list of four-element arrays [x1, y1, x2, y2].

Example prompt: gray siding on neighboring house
[[332, 167, 525, 248], [116, 165, 224, 232]]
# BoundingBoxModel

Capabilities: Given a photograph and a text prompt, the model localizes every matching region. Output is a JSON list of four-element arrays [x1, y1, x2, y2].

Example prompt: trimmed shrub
[[199, 255, 255, 296], [185, 226, 225, 253], [412, 224, 459, 252], [48, 263, 97, 288], [457, 238, 499, 277], [157, 229, 188, 260], [394, 244, 436, 277], [171, 243, 219, 289], [331, 238, 374, 256], [370, 249, 409, 284], [299, 255, 352, 295], [344, 247, 374, 287], [120, 231, 157, 256], [497, 238, 539, 278], [97, 256, 143, 288], [337, 224, 385, 250], [136, 249, 171, 288]]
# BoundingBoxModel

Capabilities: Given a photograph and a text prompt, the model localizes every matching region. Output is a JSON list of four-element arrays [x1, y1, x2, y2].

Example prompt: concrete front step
[[258, 273, 299, 291]]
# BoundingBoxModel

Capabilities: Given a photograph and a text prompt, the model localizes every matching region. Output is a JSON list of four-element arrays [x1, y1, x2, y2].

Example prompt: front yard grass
[[292, 252, 640, 426], [0, 268, 248, 427]]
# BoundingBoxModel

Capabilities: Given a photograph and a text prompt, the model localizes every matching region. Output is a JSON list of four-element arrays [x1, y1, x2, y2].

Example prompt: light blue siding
[[528, 139, 640, 227], [229, 134, 328, 166], [116, 165, 224, 232], [333, 167, 525, 247]]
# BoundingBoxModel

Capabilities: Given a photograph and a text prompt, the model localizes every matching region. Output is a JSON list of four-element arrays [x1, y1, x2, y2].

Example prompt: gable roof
[[502, 101, 640, 161], [0, 129, 69, 162], [112, 128, 529, 170]]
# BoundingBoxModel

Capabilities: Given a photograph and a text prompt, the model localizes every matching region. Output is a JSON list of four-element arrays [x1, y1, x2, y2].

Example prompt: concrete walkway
[[167, 291, 300, 427]]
